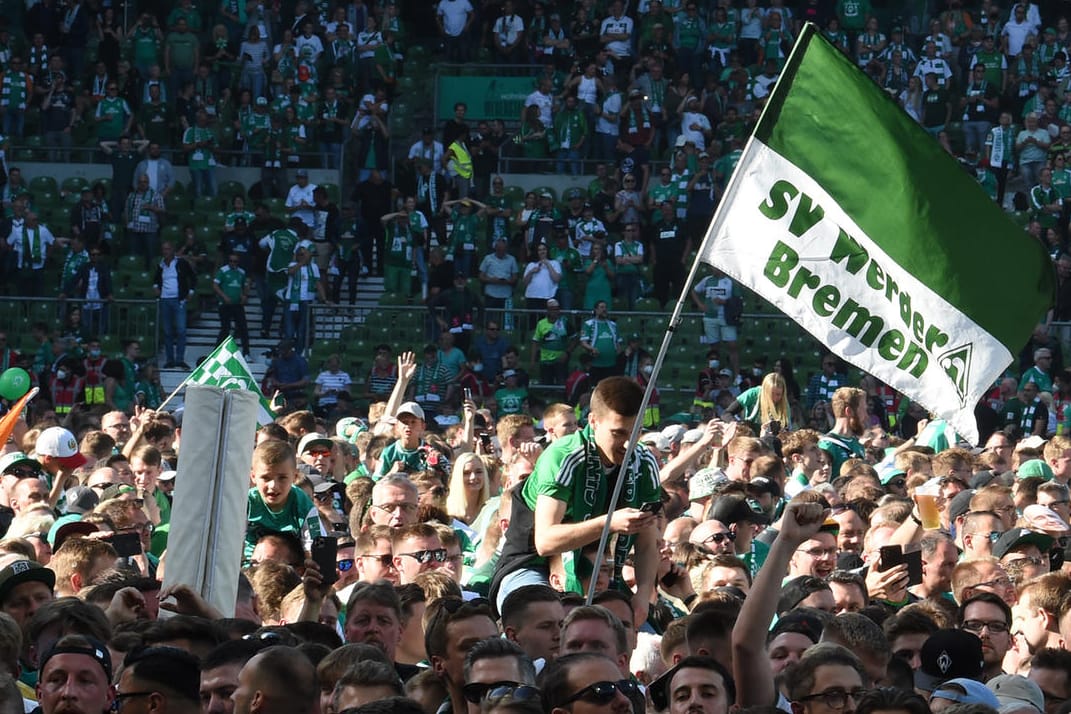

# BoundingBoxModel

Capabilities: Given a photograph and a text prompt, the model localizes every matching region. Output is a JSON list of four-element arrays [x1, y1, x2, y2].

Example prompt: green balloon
[[0, 368, 30, 401]]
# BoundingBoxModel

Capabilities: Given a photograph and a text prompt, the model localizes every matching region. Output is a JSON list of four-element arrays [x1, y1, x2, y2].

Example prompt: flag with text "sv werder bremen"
[[187, 337, 275, 426], [700, 24, 1054, 444]]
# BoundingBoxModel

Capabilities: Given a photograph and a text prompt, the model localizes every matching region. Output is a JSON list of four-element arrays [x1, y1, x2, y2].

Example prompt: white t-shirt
[[315, 370, 352, 405], [493, 13, 524, 46], [438, 0, 473, 37], [600, 14, 633, 57], [680, 111, 711, 149], [286, 182, 318, 227], [524, 259, 561, 300], [525, 89, 554, 127], [596, 92, 622, 135], [295, 33, 324, 60]]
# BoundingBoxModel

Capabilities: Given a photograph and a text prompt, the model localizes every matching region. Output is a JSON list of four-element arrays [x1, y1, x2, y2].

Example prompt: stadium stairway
[[158, 274, 385, 401]]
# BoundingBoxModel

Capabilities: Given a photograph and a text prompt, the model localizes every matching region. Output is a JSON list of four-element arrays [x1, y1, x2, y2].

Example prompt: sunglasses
[[7, 467, 40, 478], [397, 548, 447, 564], [359, 553, 394, 568], [307, 448, 332, 456], [336, 559, 354, 572], [703, 531, 735, 544], [462, 681, 523, 704], [562, 680, 636, 706]]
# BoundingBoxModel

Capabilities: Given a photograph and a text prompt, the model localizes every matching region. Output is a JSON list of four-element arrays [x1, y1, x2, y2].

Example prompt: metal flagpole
[[156, 371, 196, 412], [583, 132, 774, 607]]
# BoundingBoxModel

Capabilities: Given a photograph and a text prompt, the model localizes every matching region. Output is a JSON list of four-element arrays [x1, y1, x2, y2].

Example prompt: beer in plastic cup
[[915, 478, 942, 530]]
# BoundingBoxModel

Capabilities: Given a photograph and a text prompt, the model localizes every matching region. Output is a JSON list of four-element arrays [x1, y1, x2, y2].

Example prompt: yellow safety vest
[[449, 141, 473, 179]]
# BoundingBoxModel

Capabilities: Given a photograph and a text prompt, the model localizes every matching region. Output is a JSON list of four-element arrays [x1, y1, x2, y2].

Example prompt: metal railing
[[0, 297, 159, 356]]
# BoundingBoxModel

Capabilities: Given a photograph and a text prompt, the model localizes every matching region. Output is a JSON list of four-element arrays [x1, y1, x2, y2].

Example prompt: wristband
[[683, 593, 697, 607], [910, 513, 922, 526]]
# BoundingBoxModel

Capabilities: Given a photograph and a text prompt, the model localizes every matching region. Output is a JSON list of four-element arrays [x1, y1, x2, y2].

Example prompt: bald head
[[233, 647, 316, 714]]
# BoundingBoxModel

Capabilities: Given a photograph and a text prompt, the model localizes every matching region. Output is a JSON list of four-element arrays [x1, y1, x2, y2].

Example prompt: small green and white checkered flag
[[188, 337, 275, 426]]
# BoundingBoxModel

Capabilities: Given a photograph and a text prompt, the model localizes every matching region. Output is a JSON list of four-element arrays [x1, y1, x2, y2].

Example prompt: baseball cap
[[38, 636, 111, 682], [988, 675, 1045, 714], [35, 427, 87, 470], [307, 474, 340, 494], [777, 575, 829, 614], [1022, 504, 1070, 534], [296, 168, 309, 177], [100, 484, 137, 502], [255, 96, 268, 106], [879, 464, 906, 485], [915, 629, 984, 691], [502, 369, 517, 379], [1017, 459, 1053, 481], [688, 467, 727, 501], [62, 486, 99, 515], [948, 490, 976, 525], [661, 424, 687, 444], [931, 679, 1001, 709], [718, 368, 734, 378], [49, 517, 98, 550], [682, 428, 705, 444], [552, 218, 568, 230], [336, 416, 368, 443], [0, 452, 42, 476], [396, 402, 426, 421], [158, 470, 176, 482], [993, 527, 1054, 559], [297, 433, 333, 456], [0, 560, 55, 604], [628, 88, 643, 98], [709, 494, 770, 525]]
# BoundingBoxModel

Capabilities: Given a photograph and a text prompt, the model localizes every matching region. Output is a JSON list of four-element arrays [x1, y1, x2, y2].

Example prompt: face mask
[[56, 369, 67, 380], [642, 365, 654, 376], [89, 349, 101, 358], [473, 363, 483, 373], [709, 359, 720, 369]]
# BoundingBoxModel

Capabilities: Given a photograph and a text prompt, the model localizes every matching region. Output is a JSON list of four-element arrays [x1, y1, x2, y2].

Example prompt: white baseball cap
[[35, 427, 87, 470]]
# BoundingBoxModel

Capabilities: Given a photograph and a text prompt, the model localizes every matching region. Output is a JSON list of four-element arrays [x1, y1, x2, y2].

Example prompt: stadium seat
[[61, 177, 88, 195], [29, 176, 58, 195]]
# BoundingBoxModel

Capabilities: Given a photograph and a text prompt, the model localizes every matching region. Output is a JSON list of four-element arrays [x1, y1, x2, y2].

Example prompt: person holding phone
[[490, 377, 660, 627]]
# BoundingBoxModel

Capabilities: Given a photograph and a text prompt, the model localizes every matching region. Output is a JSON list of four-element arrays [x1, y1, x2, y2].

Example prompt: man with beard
[[818, 387, 868, 478], [37, 635, 114, 714], [231, 647, 315, 714], [958, 593, 1012, 681], [490, 377, 660, 627]]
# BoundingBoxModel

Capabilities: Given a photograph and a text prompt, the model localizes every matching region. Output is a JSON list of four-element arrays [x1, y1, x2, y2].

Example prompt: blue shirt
[[272, 354, 308, 389], [473, 335, 506, 380]]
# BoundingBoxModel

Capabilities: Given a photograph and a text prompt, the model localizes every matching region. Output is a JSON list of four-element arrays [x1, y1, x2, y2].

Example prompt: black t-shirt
[[43, 89, 75, 132], [921, 88, 949, 128]]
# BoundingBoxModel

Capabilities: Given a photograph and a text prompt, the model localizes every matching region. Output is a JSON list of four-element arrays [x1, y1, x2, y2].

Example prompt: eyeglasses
[[122, 522, 153, 535], [971, 576, 1013, 590], [112, 692, 155, 712], [888, 479, 906, 488], [359, 553, 394, 568], [336, 559, 354, 572], [372, 502, 418, 515], [397, 548, 447, 564], [462, 681, 523, 704], [962, 619, 1010, 634], [702, 531, 735, 544], [562, 680, 637, 706], [798, 689, 868, 710], [799, 546, 837, 558], [1007, 555, 1048, 567], [89, 482, 114, 490]]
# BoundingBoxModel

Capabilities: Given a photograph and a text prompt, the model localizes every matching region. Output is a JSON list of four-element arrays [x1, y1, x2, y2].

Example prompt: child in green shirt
[[245, 440, 323, 562]]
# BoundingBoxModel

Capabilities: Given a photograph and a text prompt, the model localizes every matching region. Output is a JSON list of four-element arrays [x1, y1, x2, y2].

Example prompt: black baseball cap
[[915, 629, 984, 692], [993, 528, 1054, 559], [709, 495, 770, 525]]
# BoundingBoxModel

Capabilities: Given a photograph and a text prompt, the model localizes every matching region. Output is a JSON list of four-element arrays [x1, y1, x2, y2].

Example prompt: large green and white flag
[[187, 337, 275, 426], [701, 24, 1054, 443]]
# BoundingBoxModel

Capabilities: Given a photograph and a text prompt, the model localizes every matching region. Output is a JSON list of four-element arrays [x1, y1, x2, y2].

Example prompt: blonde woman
[[723, 372, 791, 432], [446, 452, 490, 525]]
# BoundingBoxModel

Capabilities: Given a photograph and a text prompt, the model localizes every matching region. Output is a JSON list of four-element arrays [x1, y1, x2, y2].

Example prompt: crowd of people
[[4, 1, 1071, 714]]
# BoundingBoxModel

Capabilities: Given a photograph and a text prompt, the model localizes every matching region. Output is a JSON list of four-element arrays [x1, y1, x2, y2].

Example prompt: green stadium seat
[[193, 196, 218, 214], [61, 177, 89, 195], [321, 183, 340, 205], [29, 176, 58, 195]]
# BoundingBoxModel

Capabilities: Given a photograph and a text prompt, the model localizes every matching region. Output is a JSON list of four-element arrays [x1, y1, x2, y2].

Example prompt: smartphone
[[312, 536, 338, 586], [768, 420, 781, 436], [478, 431, 492, 450], [463, 387, 473, 403], [879, 545, 923, 586], [640, 500, 663, 514], [105, 532, 142, 558]]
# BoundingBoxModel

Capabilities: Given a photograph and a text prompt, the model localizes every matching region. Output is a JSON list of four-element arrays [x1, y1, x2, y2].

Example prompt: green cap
[[1018, 459, 1054, 481]]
